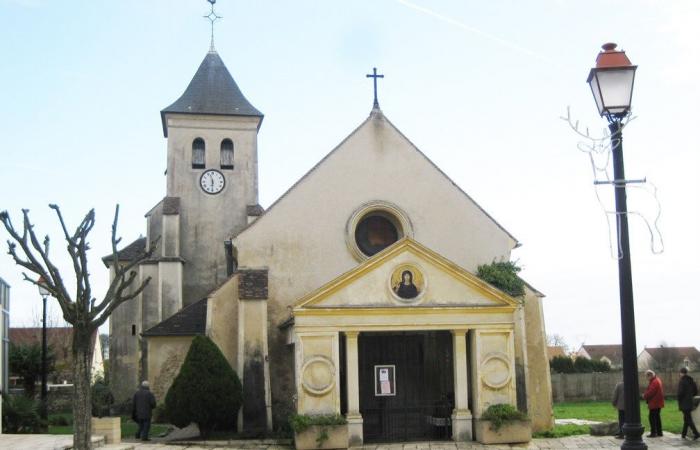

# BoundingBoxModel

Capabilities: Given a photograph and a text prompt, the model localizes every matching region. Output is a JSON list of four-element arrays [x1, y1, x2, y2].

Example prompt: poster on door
[[374, 365, 396, 396]]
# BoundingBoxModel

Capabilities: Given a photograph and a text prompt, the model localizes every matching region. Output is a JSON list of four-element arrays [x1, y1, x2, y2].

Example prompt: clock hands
[[200, 170, 224, 194]]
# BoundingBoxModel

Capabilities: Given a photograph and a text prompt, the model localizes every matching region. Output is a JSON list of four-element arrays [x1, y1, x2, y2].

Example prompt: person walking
[[643, 370, 664, 437], [132, 380, 157, 441], [612, 381, 625, 438], [677, 367, 699, 440]]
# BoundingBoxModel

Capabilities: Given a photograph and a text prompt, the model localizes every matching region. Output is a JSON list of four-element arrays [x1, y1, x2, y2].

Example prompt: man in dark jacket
[[612, 381, 625, 438], [132, 381, 157, 441], [677, 367, 699, 440]]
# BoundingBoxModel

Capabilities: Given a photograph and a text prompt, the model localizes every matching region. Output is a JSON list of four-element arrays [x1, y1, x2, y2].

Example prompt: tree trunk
[[72, 327, 95, 450]]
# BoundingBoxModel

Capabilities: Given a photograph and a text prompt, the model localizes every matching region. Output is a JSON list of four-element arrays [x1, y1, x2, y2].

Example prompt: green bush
[[550, 355, 576, 373], [9, 342, 55, 399], [152, 403, 168, 424], [48, 414, 72, 426], [1, 394, 45, 433], [288, 414, 347, 433], [91, 376, 114, 418], [481, 404, 527, 431], [164, 336, 242, 438], [590, 359, 611, 372], [533, 424, 589, 438], [476, 261, 525, 297], [289, 414, 347, 446], [551, 356, 611, 373], [573, 357, 593, 373], [111, 398, 133, 416]]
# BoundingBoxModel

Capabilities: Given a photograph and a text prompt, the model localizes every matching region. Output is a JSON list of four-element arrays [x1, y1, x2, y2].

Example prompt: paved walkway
[[0, 433, 106, 449], [120, 434, 699, 449], [1, 434, 698, 450]]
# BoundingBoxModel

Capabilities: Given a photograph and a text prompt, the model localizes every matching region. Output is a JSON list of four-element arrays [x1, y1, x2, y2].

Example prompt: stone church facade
[[105, 46, 553, 444]]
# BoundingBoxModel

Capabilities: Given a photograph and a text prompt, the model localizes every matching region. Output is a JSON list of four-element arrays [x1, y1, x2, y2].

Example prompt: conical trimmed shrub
[[164, 336, 242, 437]]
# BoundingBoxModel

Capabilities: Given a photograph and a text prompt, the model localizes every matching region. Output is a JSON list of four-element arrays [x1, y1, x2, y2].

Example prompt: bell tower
[[160, 48, 263, 305], [107, 0, 265, 406]]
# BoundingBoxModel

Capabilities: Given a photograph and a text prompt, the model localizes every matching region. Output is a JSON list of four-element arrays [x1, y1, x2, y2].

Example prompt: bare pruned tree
[[30, 302, 68, 329], [0, 205, 156, 450], [547, 334, 568, 349]]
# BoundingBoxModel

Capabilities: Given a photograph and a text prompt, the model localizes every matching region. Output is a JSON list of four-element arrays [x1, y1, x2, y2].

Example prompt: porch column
[[345, 331, 363, 447], [451, 329, 472, 441]]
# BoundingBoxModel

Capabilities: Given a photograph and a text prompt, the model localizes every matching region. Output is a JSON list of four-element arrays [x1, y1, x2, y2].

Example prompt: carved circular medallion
[[481, 353, 512, 389], [301, 356, 335, 396], [389, 264, 426, 302]]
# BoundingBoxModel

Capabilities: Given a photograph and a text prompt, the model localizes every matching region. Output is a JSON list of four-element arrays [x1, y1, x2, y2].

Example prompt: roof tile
[[160, 51, 263, 136], [582, 344, 623, 365], [162, 197, 181, 215], [101, 237, 146, 265], [645, 346, 700, 360], [142, 298, 207, 337]]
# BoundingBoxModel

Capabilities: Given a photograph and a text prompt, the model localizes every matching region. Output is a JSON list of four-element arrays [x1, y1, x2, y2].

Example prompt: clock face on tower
[[199, 169, 225, 194]]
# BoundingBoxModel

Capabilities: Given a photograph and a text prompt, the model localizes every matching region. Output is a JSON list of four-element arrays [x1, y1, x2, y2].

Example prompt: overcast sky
[[0, 0, 698, 352]]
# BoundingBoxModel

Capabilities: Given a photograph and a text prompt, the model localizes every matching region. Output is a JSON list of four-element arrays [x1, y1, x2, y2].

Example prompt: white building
[[0, 277, 10, 433]]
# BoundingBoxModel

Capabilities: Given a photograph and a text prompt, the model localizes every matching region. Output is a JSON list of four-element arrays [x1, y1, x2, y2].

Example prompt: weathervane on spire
[[204, 0, 222, 52]]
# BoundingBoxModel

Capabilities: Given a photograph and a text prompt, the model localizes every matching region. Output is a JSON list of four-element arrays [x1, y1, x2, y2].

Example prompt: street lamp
[[37, 276, 50, 420], [587, 43, 646, 450]]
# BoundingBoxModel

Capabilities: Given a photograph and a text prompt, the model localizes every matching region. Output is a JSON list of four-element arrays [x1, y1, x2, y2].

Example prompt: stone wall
[[551, 371, 700, 403], [146, 336, 194, 402], [8, 385, 74, 413], [47, 385, 73, 413]]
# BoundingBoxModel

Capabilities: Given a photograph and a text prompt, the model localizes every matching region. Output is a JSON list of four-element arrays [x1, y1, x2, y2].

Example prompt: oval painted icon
[[390, 265, 425, 300]]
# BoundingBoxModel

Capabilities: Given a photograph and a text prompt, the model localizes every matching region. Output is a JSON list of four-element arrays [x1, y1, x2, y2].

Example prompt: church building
[[105, 36, 553, 445]]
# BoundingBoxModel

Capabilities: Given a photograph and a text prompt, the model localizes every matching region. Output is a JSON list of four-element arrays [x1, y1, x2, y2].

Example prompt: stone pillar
[[451, 329, 472, 441], [345, 331, 363, 447]]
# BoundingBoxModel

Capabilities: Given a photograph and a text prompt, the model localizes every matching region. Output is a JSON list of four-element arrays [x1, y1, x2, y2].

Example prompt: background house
[[576, 344, 623, 370], [638, 346, 700, 372], [548, 346, 567, 360], [0, 277, 9, 433], [9, 327, 103, 386]]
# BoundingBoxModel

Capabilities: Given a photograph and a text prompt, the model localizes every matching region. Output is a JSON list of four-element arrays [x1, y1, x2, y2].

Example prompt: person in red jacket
[[643, 370, 665, 437]]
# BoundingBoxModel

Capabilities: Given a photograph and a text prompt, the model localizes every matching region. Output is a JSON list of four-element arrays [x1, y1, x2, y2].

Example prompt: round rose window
[[354, 213, 400, 256]]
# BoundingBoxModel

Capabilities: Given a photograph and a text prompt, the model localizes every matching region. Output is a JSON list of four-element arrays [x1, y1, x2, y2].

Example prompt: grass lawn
[[548, 399, 684, 435], [48, 413, 169, 437], [533, 423, 590, 438]]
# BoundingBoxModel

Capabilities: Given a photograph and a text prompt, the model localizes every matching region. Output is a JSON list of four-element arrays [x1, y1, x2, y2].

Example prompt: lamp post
[[587, 43, 646, 450], [37, 276, 50, 420]]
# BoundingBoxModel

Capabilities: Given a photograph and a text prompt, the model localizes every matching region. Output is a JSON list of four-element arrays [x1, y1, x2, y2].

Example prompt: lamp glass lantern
[[37, 276, 50, 298], [587, 43, 637, 119]]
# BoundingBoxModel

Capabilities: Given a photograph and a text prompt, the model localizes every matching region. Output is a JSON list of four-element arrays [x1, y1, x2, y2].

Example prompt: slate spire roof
[[160, 50, 263, 136]]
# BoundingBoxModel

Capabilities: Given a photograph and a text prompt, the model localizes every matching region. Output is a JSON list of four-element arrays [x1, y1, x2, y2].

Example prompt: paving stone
[[101, 445, 136, 450], [3, 434, 700, 450]]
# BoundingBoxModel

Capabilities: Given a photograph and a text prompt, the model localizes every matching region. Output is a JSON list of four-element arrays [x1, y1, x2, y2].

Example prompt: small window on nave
[[354, 213, 401, 257], [220, 139, 234, 169], [192, 138, 205, 169]]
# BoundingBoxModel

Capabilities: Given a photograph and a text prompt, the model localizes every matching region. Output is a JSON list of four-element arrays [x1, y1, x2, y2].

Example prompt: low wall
[[551, 371, 700, 403], [8, 384, 74, 413], [47, 384, 73, 413]]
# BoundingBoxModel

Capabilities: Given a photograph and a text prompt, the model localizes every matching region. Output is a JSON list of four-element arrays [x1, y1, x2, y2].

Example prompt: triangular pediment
[[293, 238, 519, 312]]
